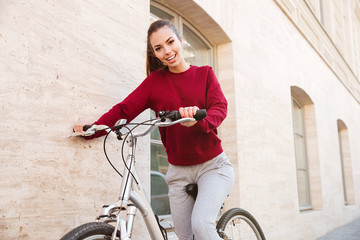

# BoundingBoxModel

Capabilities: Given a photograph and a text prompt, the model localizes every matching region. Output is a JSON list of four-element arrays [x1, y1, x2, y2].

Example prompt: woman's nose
[[164, 45, 171, 54]]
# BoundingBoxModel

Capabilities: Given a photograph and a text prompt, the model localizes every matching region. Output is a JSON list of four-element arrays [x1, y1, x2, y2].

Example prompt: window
[[292, 97, 311, 209], [149, 3, 214, 216], [182, 24, 212, 66], [291, 86, 323, 211], [337, 119, 355, 205], [151, 170, 170, 215]]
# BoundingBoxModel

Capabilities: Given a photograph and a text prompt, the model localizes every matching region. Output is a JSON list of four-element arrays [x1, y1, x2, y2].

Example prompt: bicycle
[[61, 109, 266, 240]]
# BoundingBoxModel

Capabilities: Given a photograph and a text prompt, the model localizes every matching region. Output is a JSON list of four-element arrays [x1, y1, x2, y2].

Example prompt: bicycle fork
[[107, 187, 163, 240], [110, 205, 137, 240], [107, 136, 164, 240]]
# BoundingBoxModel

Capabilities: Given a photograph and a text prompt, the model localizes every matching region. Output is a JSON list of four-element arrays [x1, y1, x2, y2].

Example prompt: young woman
[[74, 19, 234, 240]]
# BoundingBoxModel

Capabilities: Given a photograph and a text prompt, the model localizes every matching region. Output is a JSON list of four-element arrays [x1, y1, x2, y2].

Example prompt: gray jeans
[[165, 152, 235, 240]]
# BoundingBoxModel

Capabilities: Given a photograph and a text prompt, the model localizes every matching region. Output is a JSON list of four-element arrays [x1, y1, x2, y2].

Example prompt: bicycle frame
[[71, 117, 196, 240]]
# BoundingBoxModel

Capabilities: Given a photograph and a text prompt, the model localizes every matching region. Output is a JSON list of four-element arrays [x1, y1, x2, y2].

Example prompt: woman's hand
[[179, 106, 199, 127], [73, 121, 90, 132]]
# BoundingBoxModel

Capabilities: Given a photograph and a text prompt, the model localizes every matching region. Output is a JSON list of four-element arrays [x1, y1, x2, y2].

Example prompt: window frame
[[337, 119, 355, 205], [291, 96, 312, 211], [338, 126, 348, 205]]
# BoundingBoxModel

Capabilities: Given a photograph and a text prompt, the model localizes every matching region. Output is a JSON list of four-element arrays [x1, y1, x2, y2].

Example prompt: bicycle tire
[[216, 208, 266, 240], [60, 222, 120, 240]]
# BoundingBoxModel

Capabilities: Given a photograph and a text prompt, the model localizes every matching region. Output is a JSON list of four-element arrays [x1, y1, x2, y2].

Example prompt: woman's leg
[[191, 153, 234, 240], [166, 164, 196, 240]]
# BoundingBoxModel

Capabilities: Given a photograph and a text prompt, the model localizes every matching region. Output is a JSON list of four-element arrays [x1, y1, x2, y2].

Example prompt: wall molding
[[274, 0, 360, 104]]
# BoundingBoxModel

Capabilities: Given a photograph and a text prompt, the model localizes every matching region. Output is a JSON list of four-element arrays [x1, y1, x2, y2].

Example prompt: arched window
[[149, 2, 214, 217], [291, 86, 323, 211], [291, 96, 311, 209], [337, 119, 355, 205]]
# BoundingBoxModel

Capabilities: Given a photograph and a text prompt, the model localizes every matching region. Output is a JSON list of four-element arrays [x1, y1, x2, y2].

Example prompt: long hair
[[146, 19, 181, 76]]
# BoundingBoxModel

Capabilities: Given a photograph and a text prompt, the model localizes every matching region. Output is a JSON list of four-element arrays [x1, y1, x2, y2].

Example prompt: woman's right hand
[[179, 106, 199, 127], [73, 121, 90, 132]]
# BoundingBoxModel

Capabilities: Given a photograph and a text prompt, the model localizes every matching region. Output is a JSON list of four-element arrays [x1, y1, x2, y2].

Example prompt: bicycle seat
[[185, 183, 198, 200]]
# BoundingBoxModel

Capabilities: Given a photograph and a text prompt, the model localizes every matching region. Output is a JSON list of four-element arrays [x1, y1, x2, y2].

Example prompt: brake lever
[[113, 119, 128, 140], [67, 131, 94, 138], [67, 125, 109, 138]]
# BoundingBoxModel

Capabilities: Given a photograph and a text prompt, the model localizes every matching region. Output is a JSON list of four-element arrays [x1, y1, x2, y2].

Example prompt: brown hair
[[146, 19, 181, 76]]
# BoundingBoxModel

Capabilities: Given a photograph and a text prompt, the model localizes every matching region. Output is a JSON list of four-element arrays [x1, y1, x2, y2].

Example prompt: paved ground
[[317, 217, 360, 240]]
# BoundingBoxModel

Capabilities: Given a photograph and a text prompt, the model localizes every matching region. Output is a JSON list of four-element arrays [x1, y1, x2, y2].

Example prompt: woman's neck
[[168, 60, 190, 73]]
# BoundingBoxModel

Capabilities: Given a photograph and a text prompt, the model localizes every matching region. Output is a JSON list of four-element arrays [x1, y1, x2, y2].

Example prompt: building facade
[[1, 0, 360, 239]]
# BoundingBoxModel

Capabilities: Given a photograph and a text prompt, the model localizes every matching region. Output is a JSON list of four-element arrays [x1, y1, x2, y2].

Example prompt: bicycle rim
[[217, 208, 265, 240], [222, 215, 262, 239], [60, 222, 118, 240], [82, 235, 111, 240]]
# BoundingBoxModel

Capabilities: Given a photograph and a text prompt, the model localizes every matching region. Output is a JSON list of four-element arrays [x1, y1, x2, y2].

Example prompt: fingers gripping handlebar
[[158, 109, 207, 122]]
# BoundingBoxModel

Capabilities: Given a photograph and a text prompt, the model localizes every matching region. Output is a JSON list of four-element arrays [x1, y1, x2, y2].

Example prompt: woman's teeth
[[167, 55, 176, 61]]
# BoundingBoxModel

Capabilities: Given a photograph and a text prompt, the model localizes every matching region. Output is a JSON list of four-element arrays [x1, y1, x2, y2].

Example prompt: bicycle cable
[[119, 119, 157, 178], [103, 126, 124, 177], [102, 119, 157, 184], [118, 119, 156, 201]]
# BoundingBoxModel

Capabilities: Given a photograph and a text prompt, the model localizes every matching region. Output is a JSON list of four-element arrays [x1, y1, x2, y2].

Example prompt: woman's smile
[[166, 54, 176, 61], [166, 54, 177, 64]]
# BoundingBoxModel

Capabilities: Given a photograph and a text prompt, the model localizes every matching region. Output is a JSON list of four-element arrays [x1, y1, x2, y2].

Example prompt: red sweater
[[92, 65, 227, 166]]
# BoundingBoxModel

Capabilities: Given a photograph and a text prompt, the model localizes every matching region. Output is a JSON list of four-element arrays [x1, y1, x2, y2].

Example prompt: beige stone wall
[[196, 0, 360, 239], [198, 0, 360, 239], [0, 0, 150, 238], [1, 0, 360, 239]]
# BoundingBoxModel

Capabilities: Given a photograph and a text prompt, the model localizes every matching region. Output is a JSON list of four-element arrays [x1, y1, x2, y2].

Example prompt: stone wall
[[1, 0, 360, 239], [0, 0, 150, 238], [196, 0, 360, 239]]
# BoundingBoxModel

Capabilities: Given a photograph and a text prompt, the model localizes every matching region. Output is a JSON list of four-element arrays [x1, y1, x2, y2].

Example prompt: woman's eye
[[169, 40, 174, 44], [155, 47, 161, 51]]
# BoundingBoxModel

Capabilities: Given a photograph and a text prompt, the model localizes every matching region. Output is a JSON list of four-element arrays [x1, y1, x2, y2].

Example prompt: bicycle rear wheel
[[61, 222, 119, 240], [216, 208, 265, 240]]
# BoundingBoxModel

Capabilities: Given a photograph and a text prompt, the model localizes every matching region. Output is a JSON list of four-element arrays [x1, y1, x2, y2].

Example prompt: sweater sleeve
[[87, 76, 152, 138], [193, 67, 228, 133]]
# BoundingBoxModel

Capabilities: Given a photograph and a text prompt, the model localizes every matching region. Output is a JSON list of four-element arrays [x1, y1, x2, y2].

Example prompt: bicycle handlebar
[[68, 109, 207, 139], [159, 109, 207, 122]]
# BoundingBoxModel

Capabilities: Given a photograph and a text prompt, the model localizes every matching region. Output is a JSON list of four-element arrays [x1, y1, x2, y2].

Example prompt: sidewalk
[[317, 217, 360, 240]]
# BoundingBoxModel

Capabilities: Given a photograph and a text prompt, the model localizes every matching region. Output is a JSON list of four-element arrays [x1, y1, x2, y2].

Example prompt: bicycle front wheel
[[61, 222, 119, 240], [216, 208, 265, 240]]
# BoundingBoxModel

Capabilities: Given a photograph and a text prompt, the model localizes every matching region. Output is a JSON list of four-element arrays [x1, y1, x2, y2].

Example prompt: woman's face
[[150, 26, 188, 73]]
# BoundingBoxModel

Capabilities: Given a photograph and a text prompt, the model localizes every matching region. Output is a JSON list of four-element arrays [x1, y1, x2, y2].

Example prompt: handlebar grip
[[83, 125, 93, 131], [193, 109, 207, 121], [171, 109, 207, 121]]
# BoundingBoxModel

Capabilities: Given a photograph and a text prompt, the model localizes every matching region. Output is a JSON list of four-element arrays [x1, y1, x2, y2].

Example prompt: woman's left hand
[[179, 106, 199, 127]]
